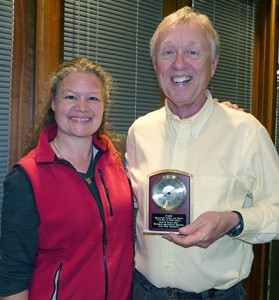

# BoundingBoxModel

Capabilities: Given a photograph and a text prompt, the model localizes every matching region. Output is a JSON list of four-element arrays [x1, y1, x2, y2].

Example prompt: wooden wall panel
[[163, 0, 192, 17], [253, 0, 277, 139], [10, 0, 36, 166], [35, 0, 64, 115], [10, 0, 63, 167]]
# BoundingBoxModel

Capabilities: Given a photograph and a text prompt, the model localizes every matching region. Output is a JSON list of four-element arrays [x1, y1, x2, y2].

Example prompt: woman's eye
[[65, 95, 76, 100], [89, 96, 99, 101]]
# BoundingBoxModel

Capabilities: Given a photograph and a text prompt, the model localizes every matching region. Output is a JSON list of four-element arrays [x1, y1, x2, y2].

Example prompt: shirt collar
[[165, 90, 214, 138]]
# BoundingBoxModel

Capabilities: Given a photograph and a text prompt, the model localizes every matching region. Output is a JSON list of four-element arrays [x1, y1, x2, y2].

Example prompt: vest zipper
[[88, 177, 109, 300], [103, 226, 108, 300], [50, 263, 63, 300], [98, 169, 113, 216]]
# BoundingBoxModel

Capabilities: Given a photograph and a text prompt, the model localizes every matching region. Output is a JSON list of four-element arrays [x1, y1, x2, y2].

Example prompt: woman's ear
[[51, 96, 55, 111]]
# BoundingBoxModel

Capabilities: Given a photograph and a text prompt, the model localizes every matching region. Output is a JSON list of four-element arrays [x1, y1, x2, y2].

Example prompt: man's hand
[[214, 98, 244, 111], [163, 211, 239, 248]]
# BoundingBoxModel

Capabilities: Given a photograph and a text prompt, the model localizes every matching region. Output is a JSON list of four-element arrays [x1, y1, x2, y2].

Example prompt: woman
[[0, 58, 134, 300]]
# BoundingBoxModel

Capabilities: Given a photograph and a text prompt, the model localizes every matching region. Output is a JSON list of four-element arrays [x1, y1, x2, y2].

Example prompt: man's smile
[[172, 75, 192, 84]]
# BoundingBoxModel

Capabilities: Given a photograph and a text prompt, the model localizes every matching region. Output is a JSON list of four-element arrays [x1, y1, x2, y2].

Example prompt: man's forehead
[[157, 24, 209, 48]]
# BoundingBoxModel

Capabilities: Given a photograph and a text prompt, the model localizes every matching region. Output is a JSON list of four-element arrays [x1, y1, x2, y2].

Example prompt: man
[[126, 6, 279, 300]]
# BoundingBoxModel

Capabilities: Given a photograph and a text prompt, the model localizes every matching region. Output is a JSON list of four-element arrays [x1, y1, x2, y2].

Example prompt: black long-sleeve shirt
[[0, 166, 40, 296]]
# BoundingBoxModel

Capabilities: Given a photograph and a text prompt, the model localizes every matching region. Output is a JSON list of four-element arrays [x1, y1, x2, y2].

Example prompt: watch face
[[152, 175, 186, 211]]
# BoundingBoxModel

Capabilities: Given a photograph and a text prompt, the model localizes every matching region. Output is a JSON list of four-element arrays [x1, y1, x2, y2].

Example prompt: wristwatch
[[226, 211, 244, 237]]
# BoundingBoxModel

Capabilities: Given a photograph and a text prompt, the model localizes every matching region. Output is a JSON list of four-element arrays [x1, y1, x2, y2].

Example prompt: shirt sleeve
[[125, 125, 138, 179], [237, 125, 279, 243], [0, 165, 40, 296]]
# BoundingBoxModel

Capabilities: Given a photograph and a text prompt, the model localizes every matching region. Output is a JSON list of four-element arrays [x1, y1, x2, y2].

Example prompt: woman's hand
[[214, 98, 244, 111]]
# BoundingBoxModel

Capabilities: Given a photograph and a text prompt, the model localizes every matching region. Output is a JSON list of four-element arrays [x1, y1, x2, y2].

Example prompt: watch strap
[[226, 211, 244, 237]]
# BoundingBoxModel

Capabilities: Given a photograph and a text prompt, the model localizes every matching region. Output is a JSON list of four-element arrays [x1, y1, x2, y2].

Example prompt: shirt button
[[164, 265, 170, 269]]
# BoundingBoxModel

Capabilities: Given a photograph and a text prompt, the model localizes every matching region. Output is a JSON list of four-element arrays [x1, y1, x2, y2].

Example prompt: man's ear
[[152, 56, 157, 72], [211, 57, 219, 78], [153, 63, 157, 72]]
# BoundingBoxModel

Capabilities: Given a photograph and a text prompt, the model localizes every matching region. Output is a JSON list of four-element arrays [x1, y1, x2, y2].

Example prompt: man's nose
[[174, 51, 188, 68]]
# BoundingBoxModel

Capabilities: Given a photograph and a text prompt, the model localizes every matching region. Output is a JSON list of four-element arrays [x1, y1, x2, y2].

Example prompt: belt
[[135, 269, 238, 299], [163, 286, 217, 299]]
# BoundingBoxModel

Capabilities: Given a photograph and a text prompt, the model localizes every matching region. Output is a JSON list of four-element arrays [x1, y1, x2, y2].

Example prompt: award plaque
[[145, 169, 192, 234]]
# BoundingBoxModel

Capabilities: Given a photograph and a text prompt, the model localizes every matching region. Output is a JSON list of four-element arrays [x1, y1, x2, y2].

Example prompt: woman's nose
[[75, 98, 89, 111]]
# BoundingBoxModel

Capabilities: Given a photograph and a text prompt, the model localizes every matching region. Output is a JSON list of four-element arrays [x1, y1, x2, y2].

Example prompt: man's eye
[[186, 50, 201, 60], [161, 49, 176, 58]]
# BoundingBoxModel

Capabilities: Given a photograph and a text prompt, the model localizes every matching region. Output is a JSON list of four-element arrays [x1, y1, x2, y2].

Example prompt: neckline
[[78, 147, 95, 184]]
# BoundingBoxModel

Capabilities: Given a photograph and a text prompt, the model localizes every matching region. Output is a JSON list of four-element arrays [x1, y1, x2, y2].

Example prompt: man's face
[[153, 21, 218, 110]]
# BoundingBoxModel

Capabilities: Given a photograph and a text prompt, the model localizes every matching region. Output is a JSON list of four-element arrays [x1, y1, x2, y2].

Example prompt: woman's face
[[51, 72, 105, 139]]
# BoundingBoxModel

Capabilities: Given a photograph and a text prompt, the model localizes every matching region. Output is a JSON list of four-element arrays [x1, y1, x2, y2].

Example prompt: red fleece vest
[[18, 125, 134, 300]]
